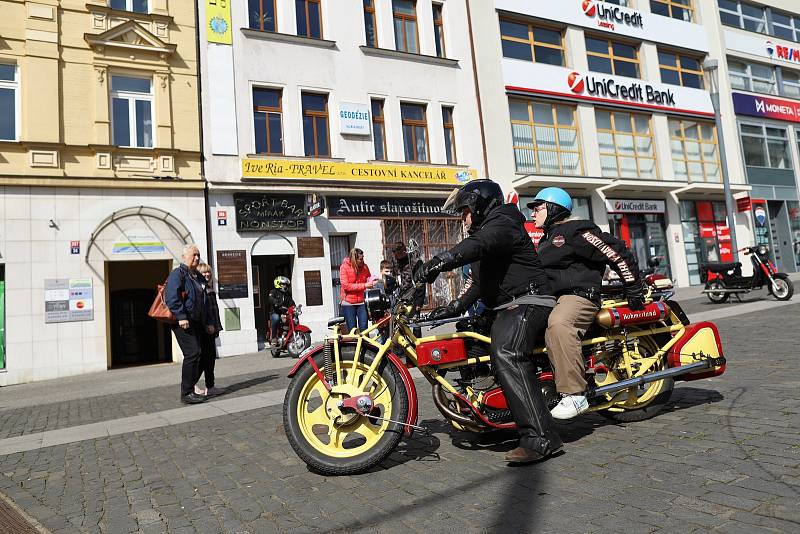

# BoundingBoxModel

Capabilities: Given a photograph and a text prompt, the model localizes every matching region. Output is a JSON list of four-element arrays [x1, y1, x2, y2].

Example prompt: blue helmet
[[527, 187, 573, 213]]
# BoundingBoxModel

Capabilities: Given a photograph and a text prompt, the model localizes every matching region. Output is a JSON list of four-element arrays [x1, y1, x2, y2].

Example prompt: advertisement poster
[[45, 278, 94, 323], [206, 0, 232, 44], [216, 250, 249, 299]]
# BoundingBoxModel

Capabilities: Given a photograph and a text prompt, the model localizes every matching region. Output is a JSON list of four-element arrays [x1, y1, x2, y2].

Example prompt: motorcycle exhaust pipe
[[432, 384, 488, 431], [590, 358, 724, 399]]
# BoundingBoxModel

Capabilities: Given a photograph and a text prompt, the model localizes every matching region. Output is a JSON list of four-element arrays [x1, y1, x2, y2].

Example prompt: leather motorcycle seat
[[703, 261, 741, 273], [327, 316, 346, 327]]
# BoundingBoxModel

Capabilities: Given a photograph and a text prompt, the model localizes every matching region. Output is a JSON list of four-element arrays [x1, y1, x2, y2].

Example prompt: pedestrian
[[195, 263, 225, 397], [165, 244, 213, 404], [339, 248, 376, 332]]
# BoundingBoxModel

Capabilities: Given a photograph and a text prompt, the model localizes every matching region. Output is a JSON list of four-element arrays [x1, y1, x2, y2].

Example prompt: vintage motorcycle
[[272, 305, 312, 358], [701, 245, 794, 303], [282, 245, 726, 475]]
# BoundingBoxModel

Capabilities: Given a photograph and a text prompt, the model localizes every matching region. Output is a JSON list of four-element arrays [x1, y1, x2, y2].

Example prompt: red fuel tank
[[594, 301, 669, 328], [416, 338, 467, 367]]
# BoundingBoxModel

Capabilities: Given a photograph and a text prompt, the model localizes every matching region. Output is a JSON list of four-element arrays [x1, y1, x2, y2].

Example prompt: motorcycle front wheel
[[287, 332, 312, 358], [771, 275, 794, 301], [706, 280, 729, 303], [283, 347, 408, 475]]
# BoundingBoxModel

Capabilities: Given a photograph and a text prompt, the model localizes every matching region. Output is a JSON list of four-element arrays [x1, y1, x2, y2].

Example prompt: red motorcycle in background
[[702, 245, 794, 303], [271, 305, 312, 358]]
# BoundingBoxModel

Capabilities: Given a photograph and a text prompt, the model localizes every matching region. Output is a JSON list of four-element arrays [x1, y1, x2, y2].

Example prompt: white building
[[198, 0, 486, 352]]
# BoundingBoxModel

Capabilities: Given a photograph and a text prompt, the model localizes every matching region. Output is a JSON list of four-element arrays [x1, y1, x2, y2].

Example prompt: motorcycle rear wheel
[[283, 347, 408, 475], [771, 275, 794, 301], [706, 280, 729, 303]]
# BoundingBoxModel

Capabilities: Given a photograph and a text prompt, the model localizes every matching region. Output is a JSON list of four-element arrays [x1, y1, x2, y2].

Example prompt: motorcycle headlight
[[757, 245, 768, 256]]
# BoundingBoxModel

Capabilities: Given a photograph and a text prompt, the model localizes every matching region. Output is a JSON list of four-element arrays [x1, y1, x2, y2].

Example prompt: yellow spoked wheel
[[597, 332, 674, 423], [283, 346, 408, 475]]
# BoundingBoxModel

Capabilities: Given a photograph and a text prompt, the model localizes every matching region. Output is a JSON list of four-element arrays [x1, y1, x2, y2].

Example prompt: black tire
[[706, 280, 729, 303], [771, 274, 794, 301], [287, 332, 312, 358], [283, 346, 408, 475]]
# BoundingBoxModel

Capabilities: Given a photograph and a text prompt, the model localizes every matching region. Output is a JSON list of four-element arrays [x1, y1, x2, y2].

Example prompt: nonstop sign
[[495, 0, 709, 52], [605, 199, 666, 214], [732, 92, 800, 124], [725, 29, 800, 67], [505, 62, 714, 116]]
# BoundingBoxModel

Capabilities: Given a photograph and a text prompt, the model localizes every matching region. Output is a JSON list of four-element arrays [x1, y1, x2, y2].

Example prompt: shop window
[[382, 218, 464, 308], [772, 11, 800, 42], [680, 200, 731, 285], [500, 19, 565, 66], [253, 87, 283, 155], [401, 103, 429, 162], [301, 92, 330, 158], [602, 0, 629, 5], [249, 0, 277, 31], [586, 36, 639, 78], [787, 200, 800, 269], [596, 109, 657, 179], [650, 0, 694, 23], [442, 106, 456, 165], [727, 59, 776, 95], [509, 99, 582, 175], [364, 0, 378, 47], [371, 99, 387, 161], [111, 75, 153, 148], [296, 0, 322, 39], [717, 0, 767, 34], [0, 64, 18, 141], [782, 69, 800, 99], [658, 50, 704, 89], [739, 123, 790, 169], [432, 3, 446, 58], [110, 0, 148, 13], [669, 119, 720, 183], [393, 0, 419, 54]]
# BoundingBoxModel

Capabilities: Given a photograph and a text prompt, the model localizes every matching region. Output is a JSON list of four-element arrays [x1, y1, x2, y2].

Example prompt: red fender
[[287, 343, 419, 437], [293, 324, 312, 333]]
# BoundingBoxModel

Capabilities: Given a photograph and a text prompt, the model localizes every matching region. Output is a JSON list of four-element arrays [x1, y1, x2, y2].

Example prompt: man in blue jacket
[[166, 244, 212, 404]]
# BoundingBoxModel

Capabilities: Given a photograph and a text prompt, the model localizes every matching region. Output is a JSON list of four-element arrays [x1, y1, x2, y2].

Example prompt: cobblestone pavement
[[0, 303, 798, 533]]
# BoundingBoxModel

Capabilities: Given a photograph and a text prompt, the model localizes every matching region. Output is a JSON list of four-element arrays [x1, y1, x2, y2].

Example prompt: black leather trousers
[[490, 304, 563, 455]]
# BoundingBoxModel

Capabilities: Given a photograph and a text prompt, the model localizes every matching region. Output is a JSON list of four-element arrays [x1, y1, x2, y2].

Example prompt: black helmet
[[442, 179, 504, 226]]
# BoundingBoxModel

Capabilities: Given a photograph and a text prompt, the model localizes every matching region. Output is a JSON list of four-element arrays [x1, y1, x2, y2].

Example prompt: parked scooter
[[701, 245, 794, 303], [271, 305, 312, 358]]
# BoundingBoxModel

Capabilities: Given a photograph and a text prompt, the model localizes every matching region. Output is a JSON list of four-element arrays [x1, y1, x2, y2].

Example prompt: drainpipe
[[465, 0, 490, 179], [193, 0, 213, 266]]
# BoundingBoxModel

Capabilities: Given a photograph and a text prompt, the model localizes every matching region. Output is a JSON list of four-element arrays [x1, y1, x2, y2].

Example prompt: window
[[0, 64, 18, 141], [510, 100, 582, 175], [728, 59, 777, 94], [669, 119, 720, 182], [296, 0, 322, 39], [783, 69, 800, 99], [585, 36, 639, 78], [301, 92, 330, 157], [111, 75, 153, 148], [772, 12, 800, 42], [442, 106, 456, 165], [658, 50, 703, 89], [364, 0, 378, 47], [393, 0, 419, 54], [371, 99, 387, 161], [739, 123, 790, 169], [718, 0, 767, 34], [500, 19, 565, 66], [602, 0, 629, 5], [596, 109, 657, 178], [249, 0, 277, 31], [401, 103, 428, 162], [650, 0, 693, 22], [433, 3, 446, 58], [253, 88, 283, 155], [110, 0, 148, 13]]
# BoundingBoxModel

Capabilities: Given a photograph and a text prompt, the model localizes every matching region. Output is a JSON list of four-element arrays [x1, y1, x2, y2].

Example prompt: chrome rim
[[774, 279, 789, 298]]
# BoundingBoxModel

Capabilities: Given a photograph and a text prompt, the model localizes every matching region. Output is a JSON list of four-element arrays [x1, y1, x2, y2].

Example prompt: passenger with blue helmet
[[529, 187, 645, 420]]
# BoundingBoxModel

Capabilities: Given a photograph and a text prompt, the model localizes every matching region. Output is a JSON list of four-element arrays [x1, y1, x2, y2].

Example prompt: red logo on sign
[[582, 0, 596, 17], [217, 210, 227, 218], [76, 301, 85, 309], [553, 235, 566, 247], [567, 71, 584, 93]]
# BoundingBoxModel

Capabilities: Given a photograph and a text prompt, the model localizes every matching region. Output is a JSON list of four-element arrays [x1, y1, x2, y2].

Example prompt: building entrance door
[[107, 260, 172, 367], [251, 254, 292, 344], [768, 201, 796, 273], [610, 214, 671, 277]]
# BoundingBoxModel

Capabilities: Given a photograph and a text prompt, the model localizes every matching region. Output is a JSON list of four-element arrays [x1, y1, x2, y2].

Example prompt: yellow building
[[0, 0, 207, 384]]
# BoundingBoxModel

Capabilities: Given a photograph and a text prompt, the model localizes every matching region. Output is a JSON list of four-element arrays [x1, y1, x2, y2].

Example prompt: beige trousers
[[545, 294, 600, 395]]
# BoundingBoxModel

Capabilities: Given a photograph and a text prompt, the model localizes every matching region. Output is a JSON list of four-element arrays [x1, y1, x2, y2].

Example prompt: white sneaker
[[550, 394, 589, 420]]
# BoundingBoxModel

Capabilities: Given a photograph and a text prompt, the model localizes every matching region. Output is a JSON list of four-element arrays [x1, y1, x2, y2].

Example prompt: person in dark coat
[[267, 276, 295, 345], [418, 179, 563, 464], [196, 263, 225, 397]]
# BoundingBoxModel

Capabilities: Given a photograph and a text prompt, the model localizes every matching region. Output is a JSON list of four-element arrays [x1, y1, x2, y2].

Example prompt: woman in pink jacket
[[339, 248, 377, 331]]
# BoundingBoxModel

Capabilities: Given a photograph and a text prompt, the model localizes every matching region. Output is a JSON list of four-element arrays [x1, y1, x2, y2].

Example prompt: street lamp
[[703, 59, 739, 261]]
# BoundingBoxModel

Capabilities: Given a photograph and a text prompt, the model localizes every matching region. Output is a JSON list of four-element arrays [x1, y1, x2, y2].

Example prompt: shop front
[[679, 200, 733, 285], [605, 199, 672, 277]]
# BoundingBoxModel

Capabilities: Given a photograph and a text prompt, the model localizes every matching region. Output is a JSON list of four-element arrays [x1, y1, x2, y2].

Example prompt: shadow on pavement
[[214, 374, 279, 395]]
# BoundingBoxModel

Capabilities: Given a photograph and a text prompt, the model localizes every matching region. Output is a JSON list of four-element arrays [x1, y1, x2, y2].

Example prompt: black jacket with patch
[[538, 219, 640, 296]]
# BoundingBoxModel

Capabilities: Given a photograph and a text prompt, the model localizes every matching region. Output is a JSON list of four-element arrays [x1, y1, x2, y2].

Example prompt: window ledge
[[244, 154, 346, 162], [359, 46, 459, 67], [241, 29, 337, 49], [85, 3, 173, 24]]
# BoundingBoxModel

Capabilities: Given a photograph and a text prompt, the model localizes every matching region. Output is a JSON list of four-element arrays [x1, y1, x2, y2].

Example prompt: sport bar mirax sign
[[233, 193, 307, 232]]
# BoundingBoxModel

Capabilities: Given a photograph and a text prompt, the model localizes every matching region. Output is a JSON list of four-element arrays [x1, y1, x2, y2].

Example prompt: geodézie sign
[[339, 102, 371, 135], [732, 92, 800, 124], [605, 199, 665, 214], [233, 193, 307, 232], [327, 196, 452, 218]]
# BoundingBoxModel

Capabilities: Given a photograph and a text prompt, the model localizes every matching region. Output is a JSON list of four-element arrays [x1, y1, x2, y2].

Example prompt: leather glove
[[427, 300, 465, 321], [625, 280, 647, 311], [415, 255, 447, 285]]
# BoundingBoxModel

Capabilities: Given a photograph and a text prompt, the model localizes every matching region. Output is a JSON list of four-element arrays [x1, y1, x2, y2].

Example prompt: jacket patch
[[552, 235, 566, 247]]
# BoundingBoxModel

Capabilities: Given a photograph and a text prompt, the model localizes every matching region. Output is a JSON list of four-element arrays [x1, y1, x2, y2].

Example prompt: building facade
[[469, 0, 757, 287], [0, 0, 204, 384], [198, 0, 485, 352]]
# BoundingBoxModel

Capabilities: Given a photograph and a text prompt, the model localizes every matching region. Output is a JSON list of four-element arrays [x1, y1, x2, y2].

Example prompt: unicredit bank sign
[[505, 62, 714, 117], [606, 199, 666, 214], [495, 0, 709, 53]]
